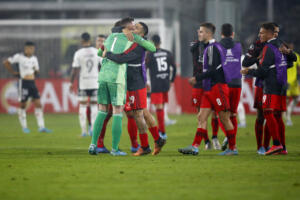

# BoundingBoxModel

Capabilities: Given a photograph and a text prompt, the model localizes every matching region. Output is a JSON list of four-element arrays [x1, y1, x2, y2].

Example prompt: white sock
[[237, 102, 246, 125], [18, 108, 27, 129], [79, 104, 87, 134], [287, 99, 297, 122], [90, 104, 98, 132], [35, 108, 45, 129], [164, 104, 170, 121]]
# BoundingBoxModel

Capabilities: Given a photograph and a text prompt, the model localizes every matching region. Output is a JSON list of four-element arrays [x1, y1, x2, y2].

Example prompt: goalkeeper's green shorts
[[97, 81, 126, 106]]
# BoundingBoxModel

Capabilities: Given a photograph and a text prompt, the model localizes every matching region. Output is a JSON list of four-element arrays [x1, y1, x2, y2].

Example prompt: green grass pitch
[[0, 113, 300, 200]]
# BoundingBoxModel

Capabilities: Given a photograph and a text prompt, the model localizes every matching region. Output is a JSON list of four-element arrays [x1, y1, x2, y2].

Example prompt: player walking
[[179, 23, 239, 156], [3, 41, 52, 133]]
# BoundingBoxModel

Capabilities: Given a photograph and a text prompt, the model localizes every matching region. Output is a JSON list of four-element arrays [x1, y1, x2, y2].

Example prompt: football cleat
[[159, 132, 168, 140], [22, 128, 30, 134], [218, 148, 238, 156], [286, 120, 293, 126], [96, 146, 110, 153], [39, 127, 52, 133], [133, 146, 151, 156], [265, 145, 283, 155], [257, 146, 266, 155], [276, 149, 288, 155], [81, 132, 88, 137], [221, 137, 228, 151], [152, 137, 166, 155], [88, 144, 97, 155], [178, 145, 199, 155], [205, 140, 212, 150], [212, 138, 221, 150], [165, 119, 177, 126], [131, 145, 140, 153], [110, 149, 127, 156], [238, 123, 246, 128]]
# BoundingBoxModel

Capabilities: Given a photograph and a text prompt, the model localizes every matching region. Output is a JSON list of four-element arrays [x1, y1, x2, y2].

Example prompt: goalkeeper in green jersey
[[88, 17, 156, 156]]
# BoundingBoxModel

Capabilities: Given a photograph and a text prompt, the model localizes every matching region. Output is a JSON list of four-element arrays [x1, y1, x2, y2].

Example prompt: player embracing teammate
[[241, 22, 296, 155], [179, 23, 242, 156]]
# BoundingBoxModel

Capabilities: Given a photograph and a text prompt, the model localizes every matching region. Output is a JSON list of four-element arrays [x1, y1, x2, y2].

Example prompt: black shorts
[[78, 89, 98, 101], [18, 79, 40, 102]]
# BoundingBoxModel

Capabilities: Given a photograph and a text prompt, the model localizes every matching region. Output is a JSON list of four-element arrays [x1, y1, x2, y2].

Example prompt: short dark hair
[[97, 34, 107, 38], [25, 41, 35, 46], [261, 23, 275, 33], [138, 22, 148, 36], [119, 17, 134, 27], [200, 22, 216, 34], [151, 34, 161, 45], [114, 20, 122, 27], [271, 22, 279, 28], [221, 23, 233, 37], [81, 32, 91, 42]]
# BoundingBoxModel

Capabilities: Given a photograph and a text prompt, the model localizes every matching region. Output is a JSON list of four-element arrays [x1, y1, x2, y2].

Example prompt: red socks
[[275, 111, 285, 149], [263, 110, 281, 146], [192, 128, 208, 147], [149, 126, 160, 141], [255, 118, 264, 150], [211, 118, 219, 138], [139, 133, 149, 148], [230, 116, 238, 144], [97, 113, 112, 148], [263, 123, 271, 149], [156, 109, 165, 133], [226, 129, 236, 150], [127, 116, 139, 148]]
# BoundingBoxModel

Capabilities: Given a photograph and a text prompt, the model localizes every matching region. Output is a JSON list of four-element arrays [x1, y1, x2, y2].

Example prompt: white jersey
[[72, 47, 101, 90], [8, 53, 39, 79]]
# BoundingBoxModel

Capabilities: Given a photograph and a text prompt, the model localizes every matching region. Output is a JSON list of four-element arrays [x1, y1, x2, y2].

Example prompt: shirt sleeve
[[133, 34, 156, 52], [72, 51, 80, 68], [7, 53, 20, 64], [34, 57, 39, 71]]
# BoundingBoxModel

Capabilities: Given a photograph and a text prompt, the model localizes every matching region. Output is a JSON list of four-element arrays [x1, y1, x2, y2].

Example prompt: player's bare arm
[[3, 59, 19, 76]]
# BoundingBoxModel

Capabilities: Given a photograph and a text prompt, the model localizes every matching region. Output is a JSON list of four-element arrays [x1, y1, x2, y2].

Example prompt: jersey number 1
[[156, 57, 168, 71]]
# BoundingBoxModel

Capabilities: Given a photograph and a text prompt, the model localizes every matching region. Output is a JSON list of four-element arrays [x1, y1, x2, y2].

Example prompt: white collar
[[208, 39, 216, 44]]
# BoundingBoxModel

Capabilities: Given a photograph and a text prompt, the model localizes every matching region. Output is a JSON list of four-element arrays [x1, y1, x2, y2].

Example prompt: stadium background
[[0, 0, 300, 114]]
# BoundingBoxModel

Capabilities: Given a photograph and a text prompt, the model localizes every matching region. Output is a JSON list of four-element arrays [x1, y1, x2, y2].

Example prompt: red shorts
[[229, 87, 241, 113], [254, 86, 263, 109], [262, 94, 286, 111], [200, 84, 230, 113], [151, 92, 168, 104], [192, 88, 204, 107], [124, 87, 147, 112]]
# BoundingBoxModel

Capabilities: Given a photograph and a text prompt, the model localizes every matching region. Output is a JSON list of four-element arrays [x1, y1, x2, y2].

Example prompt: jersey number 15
[[156, 57, 168, 72]]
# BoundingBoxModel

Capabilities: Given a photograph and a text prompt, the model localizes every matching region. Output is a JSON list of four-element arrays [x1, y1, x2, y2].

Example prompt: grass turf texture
[[0, 113, 300, 200]]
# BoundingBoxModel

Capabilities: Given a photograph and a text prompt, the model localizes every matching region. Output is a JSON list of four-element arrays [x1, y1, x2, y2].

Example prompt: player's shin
[[111, 113, 123, 151], [35, 108, 45, 129], [91, 111, 108, 145], [79, 104, 87, 134], [90, 103, 98, 131], [18, 108, 27, 129]]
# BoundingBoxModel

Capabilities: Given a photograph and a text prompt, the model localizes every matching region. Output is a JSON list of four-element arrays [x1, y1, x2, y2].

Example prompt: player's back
[[147, 48, 173, 92], [99, 32, 133, 84], [73, 47, 99, 89]]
